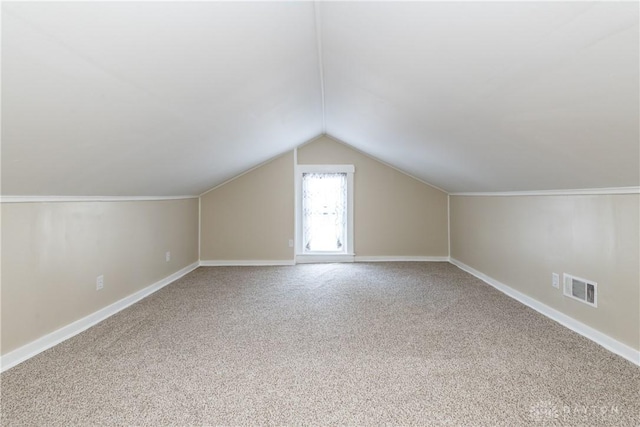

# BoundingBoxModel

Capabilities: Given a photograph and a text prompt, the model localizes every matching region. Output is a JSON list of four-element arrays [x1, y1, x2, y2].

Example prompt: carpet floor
[[1, 263, 639, 426]]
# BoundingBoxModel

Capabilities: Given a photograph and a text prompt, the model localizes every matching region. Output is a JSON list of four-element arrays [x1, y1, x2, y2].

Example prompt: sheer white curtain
[[302, 172, 347, 252]]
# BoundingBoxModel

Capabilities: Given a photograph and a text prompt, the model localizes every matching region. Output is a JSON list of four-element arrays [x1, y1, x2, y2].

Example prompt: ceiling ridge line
[[313, 0, 327, 134]]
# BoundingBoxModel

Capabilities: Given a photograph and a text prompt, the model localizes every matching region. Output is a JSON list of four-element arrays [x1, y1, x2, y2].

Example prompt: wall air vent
[[563, 274, 597, 307]]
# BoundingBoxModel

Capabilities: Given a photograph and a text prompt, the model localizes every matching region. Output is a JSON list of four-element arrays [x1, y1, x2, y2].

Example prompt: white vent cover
[[563, 274, 597, 307]]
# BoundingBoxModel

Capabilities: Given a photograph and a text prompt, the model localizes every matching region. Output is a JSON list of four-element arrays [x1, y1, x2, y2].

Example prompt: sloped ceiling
[[2, 2, 322, 196], [321, 1, 639, 192], [2, 2, 638, 196]]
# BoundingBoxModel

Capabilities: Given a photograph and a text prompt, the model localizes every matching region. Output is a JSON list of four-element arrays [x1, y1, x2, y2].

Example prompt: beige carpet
[[1, 263, 639, 426]]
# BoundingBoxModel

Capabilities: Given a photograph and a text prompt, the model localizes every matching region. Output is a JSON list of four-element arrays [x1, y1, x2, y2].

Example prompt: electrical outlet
[[96, 275, 104, 291], [552, 273, 559, 289], [165, 251, 171, 262], [288, 239, 294, 248]]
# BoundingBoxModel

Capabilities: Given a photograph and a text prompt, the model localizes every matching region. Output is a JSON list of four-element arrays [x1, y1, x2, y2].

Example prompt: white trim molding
[[0, 195, 198, 203], [0, 262, 200, 372], [199, 260, 295, 267], [450, 187, 640, 197], [447, 194, 451, 258], [296, 254, 355, 264], [198, 197, 202, 261], [449, 258, 640, 367], [202, 257, 448, 265], [355, 256, 449, 262], [297, 164, 355, 174], [293, 147, 298, 257]]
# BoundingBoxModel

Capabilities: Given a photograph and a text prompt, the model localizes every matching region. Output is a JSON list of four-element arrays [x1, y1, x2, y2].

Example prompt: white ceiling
[[2, 2, 638, 196], [321, 1, 639, 192], [2, 2, 322, 196]]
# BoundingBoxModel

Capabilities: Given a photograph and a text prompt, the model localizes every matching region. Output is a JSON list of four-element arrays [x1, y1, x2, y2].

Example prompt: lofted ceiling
[[2, 2, 322, 196], [2, 1, 638, 196]]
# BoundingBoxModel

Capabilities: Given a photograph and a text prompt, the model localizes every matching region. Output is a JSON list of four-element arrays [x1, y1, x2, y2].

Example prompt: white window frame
[[295, 164, 355, 264]]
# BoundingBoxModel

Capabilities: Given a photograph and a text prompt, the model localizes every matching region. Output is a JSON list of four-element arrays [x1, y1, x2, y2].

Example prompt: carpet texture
[[1, 263, 639, 426]]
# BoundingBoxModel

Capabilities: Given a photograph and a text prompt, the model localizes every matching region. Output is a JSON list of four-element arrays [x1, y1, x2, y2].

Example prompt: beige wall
[[199, 136, 448, 260], [1, 199, 199, 355], [200, 152, 295, 261], [298, 136, 449, 257], [450, 194, 640, 350]]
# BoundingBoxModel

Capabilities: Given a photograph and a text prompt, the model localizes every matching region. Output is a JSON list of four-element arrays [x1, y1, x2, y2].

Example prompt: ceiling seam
[[0, 195, 199, 203], [449, 187, 640, 197], [313, 0, 327, 134]]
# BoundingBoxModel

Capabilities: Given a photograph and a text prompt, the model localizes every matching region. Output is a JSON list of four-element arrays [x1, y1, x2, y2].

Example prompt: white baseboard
[[0, 262, 200, 372], [200, 257, 449, 266], [449, 258, 640, 366], [296, 254, 355, 264], [199, 260, 295, 266], [355, 256, 450, 262]]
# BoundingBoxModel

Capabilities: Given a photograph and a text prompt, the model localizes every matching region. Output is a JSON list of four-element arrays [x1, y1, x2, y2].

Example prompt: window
[[302, 172, 347, 252], [295, 165, 354, 263]]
